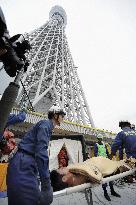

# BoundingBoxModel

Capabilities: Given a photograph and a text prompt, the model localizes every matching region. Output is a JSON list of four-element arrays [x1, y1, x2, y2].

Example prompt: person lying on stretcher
[[50, 156, 132, 192]]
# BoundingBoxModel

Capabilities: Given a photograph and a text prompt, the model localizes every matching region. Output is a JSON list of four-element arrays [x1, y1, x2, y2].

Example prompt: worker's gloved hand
[[38, 178, 53, 205]]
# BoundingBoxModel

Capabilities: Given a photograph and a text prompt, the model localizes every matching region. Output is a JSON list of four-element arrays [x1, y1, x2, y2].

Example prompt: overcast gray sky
[[0, 0, 136, 133]]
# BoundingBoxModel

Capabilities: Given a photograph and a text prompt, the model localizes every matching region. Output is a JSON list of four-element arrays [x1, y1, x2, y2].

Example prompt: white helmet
[[97, 134, 103, 139], [48, 105, 66, 115]]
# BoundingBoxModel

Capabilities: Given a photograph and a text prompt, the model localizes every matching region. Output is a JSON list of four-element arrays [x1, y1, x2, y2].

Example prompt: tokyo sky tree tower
[[17, 6, 95, 127]]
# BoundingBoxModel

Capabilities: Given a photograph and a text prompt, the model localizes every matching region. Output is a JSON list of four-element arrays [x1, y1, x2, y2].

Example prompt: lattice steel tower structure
[[17, 6, 95, 127]]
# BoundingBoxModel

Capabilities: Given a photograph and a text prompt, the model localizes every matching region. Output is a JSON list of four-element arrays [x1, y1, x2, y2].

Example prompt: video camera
[[0, 34, 31, 77]]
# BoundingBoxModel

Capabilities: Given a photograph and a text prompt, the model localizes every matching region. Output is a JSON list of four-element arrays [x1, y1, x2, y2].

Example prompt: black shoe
[[111, 190, 121, 198], [104, 193, 111, 201]]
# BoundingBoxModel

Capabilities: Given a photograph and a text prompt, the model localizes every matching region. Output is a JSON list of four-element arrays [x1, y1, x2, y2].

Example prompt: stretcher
[[53, 168, 136, 205], [0, 135, 135, 204], [49, 134, 136, 205]]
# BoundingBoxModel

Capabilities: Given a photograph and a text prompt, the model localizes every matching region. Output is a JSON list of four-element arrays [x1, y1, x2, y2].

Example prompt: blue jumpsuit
[[0, 111, 26, 197], [111, 127, 136, 158], [6, 111, 26, 127], [0, 111, 26, 141], [7, 119, 54, 205]]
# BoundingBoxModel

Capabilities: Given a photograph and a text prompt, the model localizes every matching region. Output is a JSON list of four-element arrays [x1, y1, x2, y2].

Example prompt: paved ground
[[52, 181, 136, 205], [1, 181, 136, 205]]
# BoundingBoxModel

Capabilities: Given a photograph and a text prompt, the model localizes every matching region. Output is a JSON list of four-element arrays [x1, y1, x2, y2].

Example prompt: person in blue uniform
[[131, 124, 135, 130], [6, 110, 26, 128], [0, 95, 26, 130], [111, 121, 136, 159], [0, 109, 26, 197], [94, 134, 120, 201], [111, 121, 136, 184], [7, 106, 66, 205], [0, 108, 26, 149]]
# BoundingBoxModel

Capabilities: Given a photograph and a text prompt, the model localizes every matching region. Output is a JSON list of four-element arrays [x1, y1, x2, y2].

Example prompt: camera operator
[[0, 6, 31, 77]]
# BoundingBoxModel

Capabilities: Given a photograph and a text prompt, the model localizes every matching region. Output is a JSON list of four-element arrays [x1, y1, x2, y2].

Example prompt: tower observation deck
[[17, 6, 95, 127]]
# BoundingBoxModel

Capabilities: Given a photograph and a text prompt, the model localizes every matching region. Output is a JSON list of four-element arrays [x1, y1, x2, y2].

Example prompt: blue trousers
[[7, 151, 40, 205]]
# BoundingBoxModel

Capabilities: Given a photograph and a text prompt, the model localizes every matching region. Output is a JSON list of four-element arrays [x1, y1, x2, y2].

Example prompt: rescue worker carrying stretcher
[[7, 106, 66, 205], [111, 121, 136, 183], [0, 110, 26, 162], [111, 121, 136, 159]]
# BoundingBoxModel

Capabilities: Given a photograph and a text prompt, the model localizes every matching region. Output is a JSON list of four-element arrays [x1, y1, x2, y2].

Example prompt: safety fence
[[11, 108, 116, 140]]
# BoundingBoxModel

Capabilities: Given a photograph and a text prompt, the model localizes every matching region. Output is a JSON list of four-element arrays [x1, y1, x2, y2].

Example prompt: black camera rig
[[0, 34, 31, 77]]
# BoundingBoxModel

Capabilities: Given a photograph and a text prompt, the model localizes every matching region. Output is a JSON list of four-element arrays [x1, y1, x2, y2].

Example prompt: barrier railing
[[11, 108, 116, 139]]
